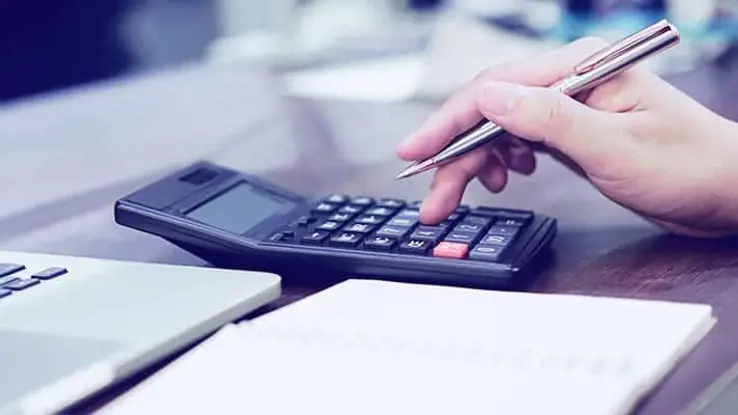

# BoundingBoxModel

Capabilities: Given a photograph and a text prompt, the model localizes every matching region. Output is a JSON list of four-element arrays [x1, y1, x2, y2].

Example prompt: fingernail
[[478, 81, 520, 116]]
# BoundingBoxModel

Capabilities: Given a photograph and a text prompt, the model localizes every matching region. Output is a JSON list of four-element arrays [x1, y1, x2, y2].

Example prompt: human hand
[[397, 37, 738, 237]]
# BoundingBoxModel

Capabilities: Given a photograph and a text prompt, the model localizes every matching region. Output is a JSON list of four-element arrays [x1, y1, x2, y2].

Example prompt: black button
[[376, 225, 410, 239], [495, 211, 532, 226], [365, 207, 395, 216], [444, 230, 479, 244], [329, 232, 363, 247], [324, 194, 348, 204], [327, 212, 354, 222], [316, 220, 341, 231], [461, 216, 492, 227], [343, 223, 374, 234], [295, 216, 315, 227], [312, 203, 337, 214], [410, 227, 444, 243], [399, 239, 432, 255], [487, 225, 519, 236], [0, 288, 10, 299], [455, 205, 470, 214], [387, 217, 417, 228], [364, 235, 396, 251], [355, 215, 385, 225], [454, 222, 485, 233], [469, 245, 504, 262], [338, 205, 364, 215], [479, 233, 513, 246], [4, 278, 40, 291], [376, 198, 405, 209], [32, 267, 68, 280], [409, 200, 422, 208], [0, 264, 25, 278], [301, 231, 330, 244], [349, 197, 374, 206], [394, 209, 421, 219], [447, 213, 461, 222]]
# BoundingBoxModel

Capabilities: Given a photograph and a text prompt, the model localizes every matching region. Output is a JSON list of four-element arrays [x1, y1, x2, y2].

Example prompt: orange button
[[432, 242, 469, 259]]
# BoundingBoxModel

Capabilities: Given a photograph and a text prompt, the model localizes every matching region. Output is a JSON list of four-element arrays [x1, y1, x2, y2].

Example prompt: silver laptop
[[0, 250, 281, 415]]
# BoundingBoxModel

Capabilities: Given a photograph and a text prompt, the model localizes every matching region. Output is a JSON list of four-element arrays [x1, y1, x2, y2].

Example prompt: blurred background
[[2, 0, 738, 105]]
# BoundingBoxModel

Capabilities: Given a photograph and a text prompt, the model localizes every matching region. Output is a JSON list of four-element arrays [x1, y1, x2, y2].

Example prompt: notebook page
[[103, 280, 715, 415]]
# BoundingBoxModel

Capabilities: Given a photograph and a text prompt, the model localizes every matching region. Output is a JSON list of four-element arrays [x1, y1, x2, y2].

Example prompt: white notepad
[[102, 280, 716, 415]]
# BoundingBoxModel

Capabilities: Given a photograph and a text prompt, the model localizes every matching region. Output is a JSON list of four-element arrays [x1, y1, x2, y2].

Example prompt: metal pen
[[395, 19, 680, 180]]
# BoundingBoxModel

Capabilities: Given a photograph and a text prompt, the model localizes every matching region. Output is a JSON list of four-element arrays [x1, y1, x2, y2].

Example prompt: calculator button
[[447, 213, 461, 222], [324, 194, 348, 204], [433, 242, 469, 259], [295, 216, 315, 227], [454, 222, 485, 233], [497, 217, 527, 227], [349, 197, 374, 206], [312, 203, 337, 214], [32, 267, 68, 280], [469, 245, 504, 262], [455, 205, 470, 214], [4, 278, 40, 291], [338, 205, 364, 215], [394, 209, 421, 219], [0, 288, 10, 299], [344, 223, 374, 234], [365, 207, 395, 216], [0, 264, 25, 278], [479, 233, 513, 246], [327, 213, 354, 222], [399, 240, 431, 255], [486, 225, 519, 236], [330, 232, 362, 247], [364, 236, 396, 251], [461, 215, 491, 227], [269, 231, 292, 242], [444, 230, 479, 244], [316, 220, 341, 231], [376, 198, 405, 209], [387, 217, 417, 228], [355, 215, 385, 225], [409, 200, 422, 208], [376, 225, 410, 239], [410, 227, 444, 243], [301, 231, 329, 244]]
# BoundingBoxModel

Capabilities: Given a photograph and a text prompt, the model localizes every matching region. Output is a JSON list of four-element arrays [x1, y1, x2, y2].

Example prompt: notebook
[[101, 279, 716, 415]]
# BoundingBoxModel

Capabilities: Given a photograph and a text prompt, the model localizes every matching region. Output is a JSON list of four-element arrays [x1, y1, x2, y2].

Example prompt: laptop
[[0, 250, 281, 415]]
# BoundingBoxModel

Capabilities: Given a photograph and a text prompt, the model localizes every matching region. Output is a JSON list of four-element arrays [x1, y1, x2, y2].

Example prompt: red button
[[433, 242, 469, 259]]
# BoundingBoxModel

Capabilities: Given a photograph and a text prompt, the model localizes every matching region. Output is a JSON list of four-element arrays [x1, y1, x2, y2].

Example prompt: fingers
[[419, 146, 492, 224], [397, 37, 608, 161], [473, 80, 625, 172]]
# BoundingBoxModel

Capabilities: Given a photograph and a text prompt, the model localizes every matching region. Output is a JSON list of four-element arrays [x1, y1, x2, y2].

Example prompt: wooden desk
[[1, 61, 737, 414]]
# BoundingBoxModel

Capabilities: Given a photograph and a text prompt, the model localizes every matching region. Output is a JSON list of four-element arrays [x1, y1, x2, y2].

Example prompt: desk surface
[[2, 60, 738, 414]]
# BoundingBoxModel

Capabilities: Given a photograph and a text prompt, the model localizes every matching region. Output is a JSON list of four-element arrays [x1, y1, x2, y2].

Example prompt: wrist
[[711, 119, 738, 234]]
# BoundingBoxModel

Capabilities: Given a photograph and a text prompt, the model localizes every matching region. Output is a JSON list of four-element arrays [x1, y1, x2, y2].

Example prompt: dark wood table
[[2, 56, 738, 414]]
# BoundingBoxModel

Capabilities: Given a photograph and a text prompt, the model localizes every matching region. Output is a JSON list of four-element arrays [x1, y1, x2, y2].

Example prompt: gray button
[[469, 245, 504, 262]]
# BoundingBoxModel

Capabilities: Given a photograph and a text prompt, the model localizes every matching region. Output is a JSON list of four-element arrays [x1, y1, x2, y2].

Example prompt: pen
[[395, 19, 680, 180]]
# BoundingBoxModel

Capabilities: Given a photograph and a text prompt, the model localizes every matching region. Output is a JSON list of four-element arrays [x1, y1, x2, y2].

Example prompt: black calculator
[[114, 161, 557, 289]]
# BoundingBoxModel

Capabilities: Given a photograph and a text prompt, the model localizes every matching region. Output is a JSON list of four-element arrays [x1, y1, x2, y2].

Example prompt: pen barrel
[[433, 121, 506, 165]]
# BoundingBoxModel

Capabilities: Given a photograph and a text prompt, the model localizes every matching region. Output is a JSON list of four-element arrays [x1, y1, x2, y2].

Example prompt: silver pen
[[395, 19, 680, 180]]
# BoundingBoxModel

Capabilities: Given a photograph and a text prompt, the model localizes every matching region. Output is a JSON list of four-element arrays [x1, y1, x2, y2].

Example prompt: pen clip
[[573, 19, 677, 75]]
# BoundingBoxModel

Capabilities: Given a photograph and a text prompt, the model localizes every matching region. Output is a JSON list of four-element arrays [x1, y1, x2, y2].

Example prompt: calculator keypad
[[267, 195, 533, 263]]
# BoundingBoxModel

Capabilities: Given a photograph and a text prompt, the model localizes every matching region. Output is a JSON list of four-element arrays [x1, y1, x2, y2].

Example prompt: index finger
[[396, 37, 608, 161]]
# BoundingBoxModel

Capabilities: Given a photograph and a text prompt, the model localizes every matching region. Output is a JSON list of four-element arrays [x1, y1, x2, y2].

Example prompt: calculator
[[114, 161, 557, 289]]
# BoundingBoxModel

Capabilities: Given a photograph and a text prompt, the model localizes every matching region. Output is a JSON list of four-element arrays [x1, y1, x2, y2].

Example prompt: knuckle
[[542, 92, 570, 143]]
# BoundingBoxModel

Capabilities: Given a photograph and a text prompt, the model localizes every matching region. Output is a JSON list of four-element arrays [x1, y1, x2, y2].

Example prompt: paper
[[102, 280, 715, 415]]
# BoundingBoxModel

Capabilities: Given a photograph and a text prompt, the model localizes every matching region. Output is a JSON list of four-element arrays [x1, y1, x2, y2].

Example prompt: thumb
[[475, 81, 619, 169]]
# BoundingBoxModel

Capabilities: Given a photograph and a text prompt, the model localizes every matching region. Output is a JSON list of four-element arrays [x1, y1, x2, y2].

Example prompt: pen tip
[[394, 159, 435, 180]]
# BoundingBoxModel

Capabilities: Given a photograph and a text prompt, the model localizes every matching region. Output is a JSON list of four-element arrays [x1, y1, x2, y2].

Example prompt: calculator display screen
[[185, 182, 296, 234]]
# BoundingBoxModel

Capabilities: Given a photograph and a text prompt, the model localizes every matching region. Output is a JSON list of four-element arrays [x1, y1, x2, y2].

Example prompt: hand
[[397, 37, 738, 237]]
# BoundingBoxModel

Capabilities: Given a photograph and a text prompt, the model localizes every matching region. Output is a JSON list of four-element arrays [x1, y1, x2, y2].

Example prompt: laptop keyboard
[[0, 264, 67, 299]]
